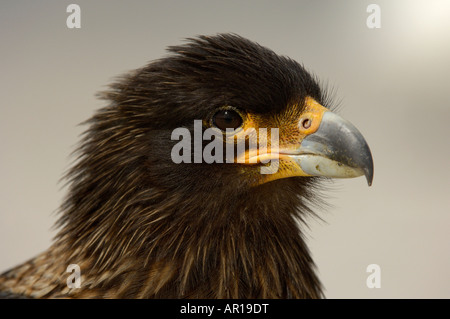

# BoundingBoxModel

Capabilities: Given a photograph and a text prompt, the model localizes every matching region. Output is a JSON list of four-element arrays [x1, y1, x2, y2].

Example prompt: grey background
[[1, 0, 449, 298]]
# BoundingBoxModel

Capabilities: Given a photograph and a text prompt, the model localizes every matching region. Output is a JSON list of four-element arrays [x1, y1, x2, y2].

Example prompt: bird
[[0, 33, 373, 299]]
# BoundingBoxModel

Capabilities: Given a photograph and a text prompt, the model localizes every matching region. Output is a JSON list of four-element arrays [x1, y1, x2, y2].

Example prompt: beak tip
[[364, 165, 374, 187]]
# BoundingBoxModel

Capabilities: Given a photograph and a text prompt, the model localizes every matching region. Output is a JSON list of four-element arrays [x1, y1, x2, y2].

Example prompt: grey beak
[[288, 111, 374, 186]]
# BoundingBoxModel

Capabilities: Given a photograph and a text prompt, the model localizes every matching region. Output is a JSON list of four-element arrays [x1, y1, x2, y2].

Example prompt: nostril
[[301, 118, 312, 129]]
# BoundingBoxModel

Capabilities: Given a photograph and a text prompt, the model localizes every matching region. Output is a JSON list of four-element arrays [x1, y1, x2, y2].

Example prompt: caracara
[[0, 34, 373, 299]]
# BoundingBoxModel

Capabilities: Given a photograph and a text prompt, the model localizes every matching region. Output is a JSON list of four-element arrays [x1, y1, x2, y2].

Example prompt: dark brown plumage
[[0, 34, 372, 299]]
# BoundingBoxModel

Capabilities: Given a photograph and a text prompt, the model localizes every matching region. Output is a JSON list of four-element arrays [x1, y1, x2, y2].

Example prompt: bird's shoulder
[[0, 249, 64, 298]]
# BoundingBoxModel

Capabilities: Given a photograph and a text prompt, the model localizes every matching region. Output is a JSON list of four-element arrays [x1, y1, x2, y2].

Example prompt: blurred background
[[1, 0, 449, 298]]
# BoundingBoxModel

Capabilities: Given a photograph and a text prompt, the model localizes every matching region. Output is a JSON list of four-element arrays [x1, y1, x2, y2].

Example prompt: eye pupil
[[222, 111, 233, 122], [213, 109, 243, 131]]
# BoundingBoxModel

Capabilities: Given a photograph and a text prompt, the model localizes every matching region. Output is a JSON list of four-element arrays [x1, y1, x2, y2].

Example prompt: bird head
[[51, 33, 374, 298], [62, 33, 374, 264], [94, 34, 372, 195]]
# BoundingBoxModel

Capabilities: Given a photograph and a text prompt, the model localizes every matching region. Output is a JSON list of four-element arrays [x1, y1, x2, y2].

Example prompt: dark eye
[[212, 109, 243, 131]]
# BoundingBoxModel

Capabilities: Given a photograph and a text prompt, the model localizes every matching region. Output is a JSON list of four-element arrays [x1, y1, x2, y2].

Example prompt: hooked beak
[[233, 97, 373, 186], [286, 111, 374, 186]]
